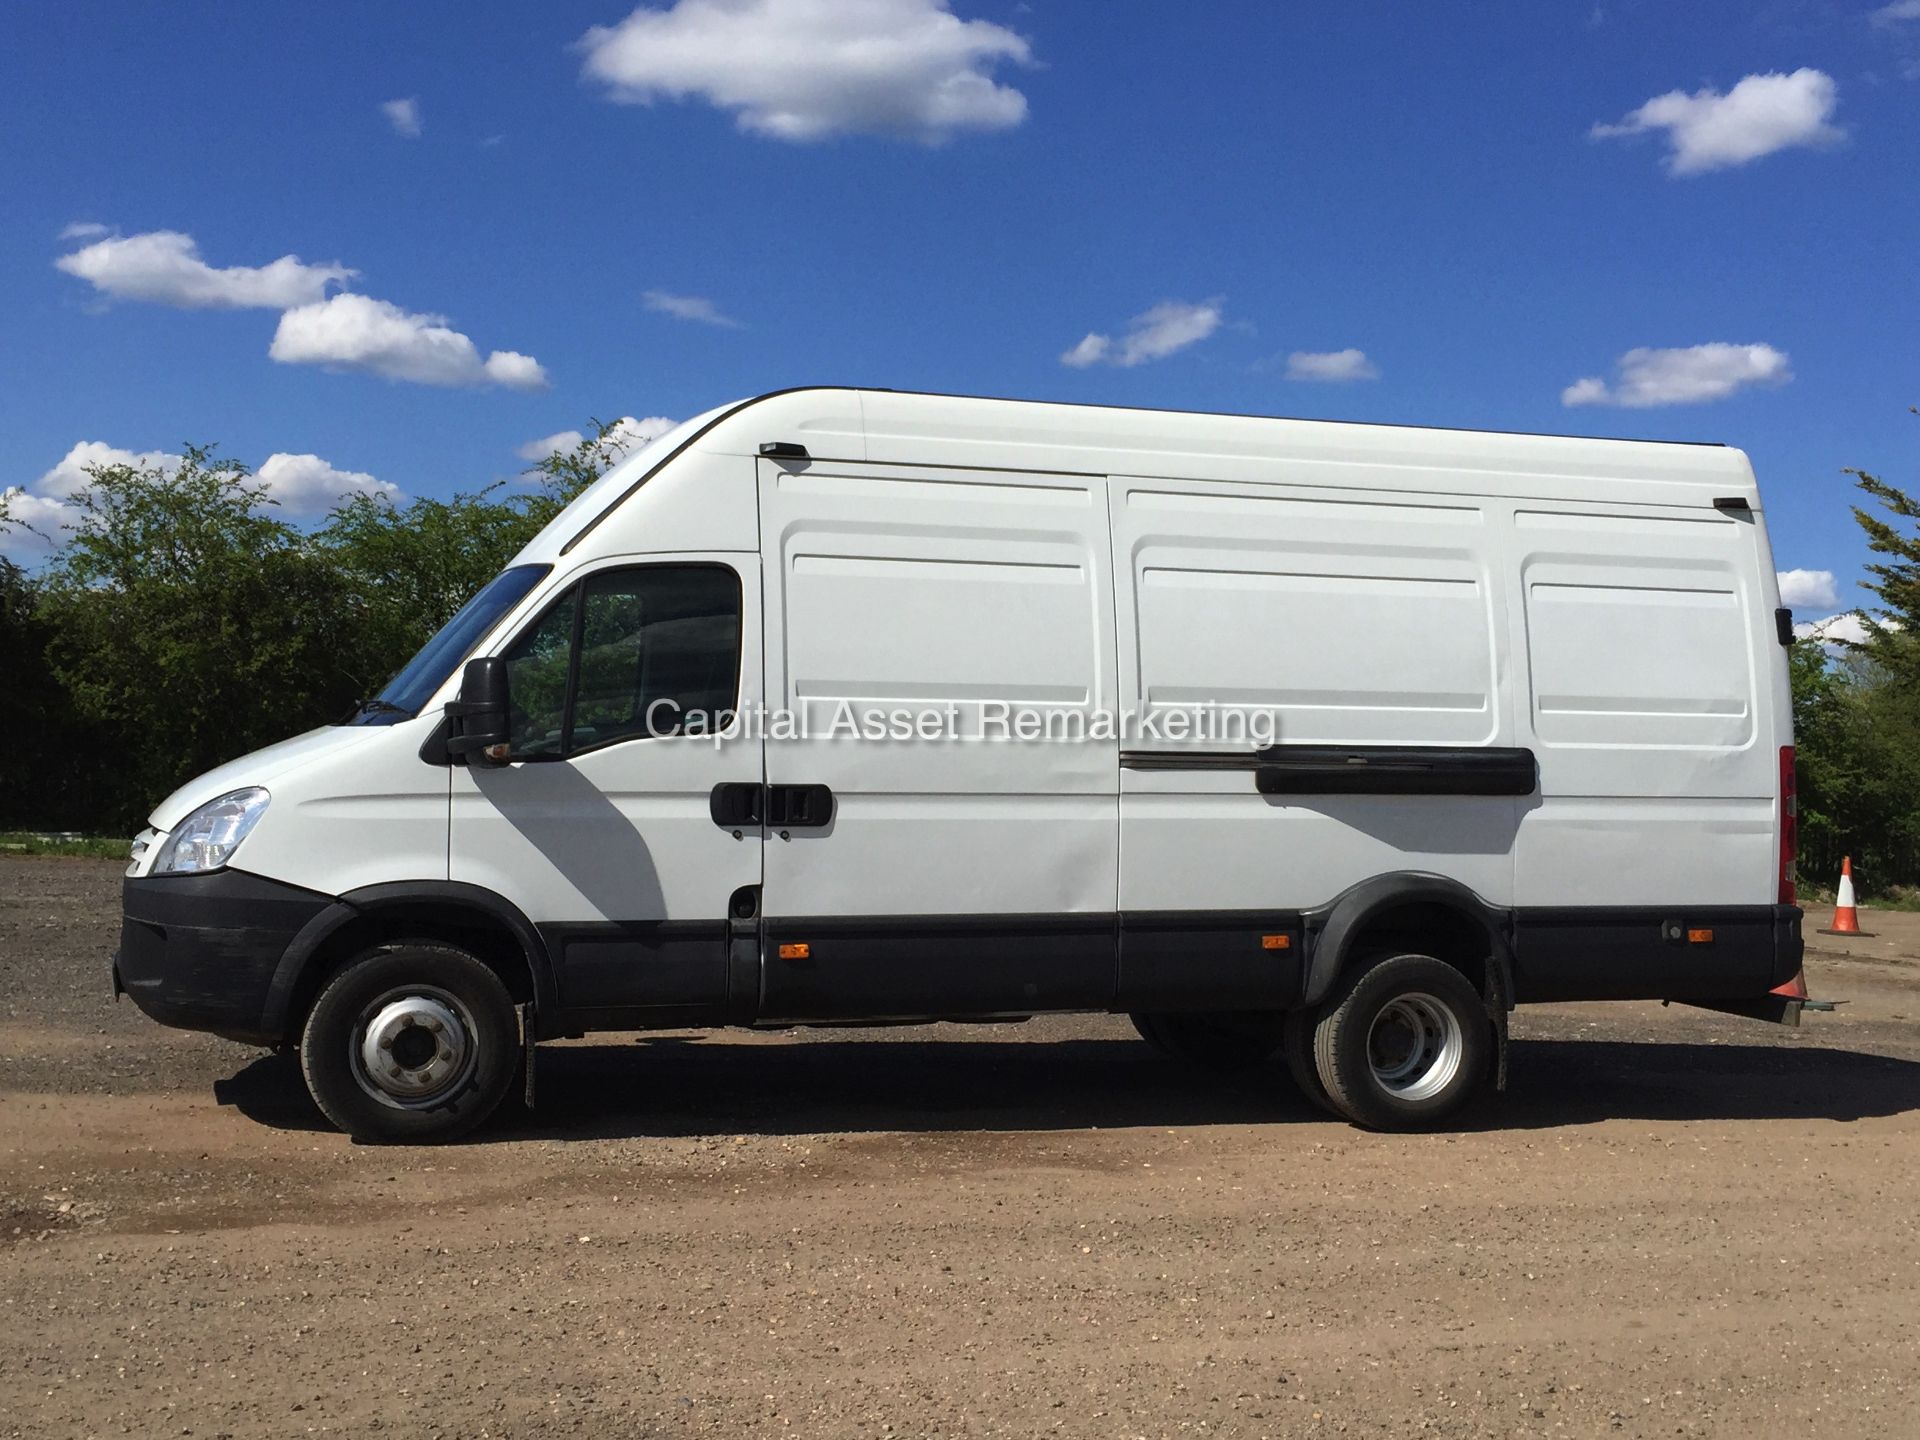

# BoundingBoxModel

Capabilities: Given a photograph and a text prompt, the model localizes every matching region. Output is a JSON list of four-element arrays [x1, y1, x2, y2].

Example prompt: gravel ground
[[3, 857, 1919, 1438]]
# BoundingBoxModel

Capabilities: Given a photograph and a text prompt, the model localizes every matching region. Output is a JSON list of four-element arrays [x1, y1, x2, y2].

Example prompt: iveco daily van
[[115, 388, 1806, 1140]]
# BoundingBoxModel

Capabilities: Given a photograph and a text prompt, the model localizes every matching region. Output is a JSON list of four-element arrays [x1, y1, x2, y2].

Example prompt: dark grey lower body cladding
[[761, 913, 1115, 1021], [1512, 904, 1802, 1002]]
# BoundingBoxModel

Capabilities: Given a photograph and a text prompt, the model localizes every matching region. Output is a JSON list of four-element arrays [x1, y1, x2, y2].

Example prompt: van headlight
[[153, 788, 270, 875]]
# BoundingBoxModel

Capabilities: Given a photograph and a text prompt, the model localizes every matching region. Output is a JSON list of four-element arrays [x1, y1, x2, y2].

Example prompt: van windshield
[[341, 564, 552, 725]]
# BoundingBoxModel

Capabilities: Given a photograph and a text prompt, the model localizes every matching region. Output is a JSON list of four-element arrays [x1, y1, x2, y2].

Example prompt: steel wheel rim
[[349, 986, 480, 1110], [1366, 992, 1463, 1102]]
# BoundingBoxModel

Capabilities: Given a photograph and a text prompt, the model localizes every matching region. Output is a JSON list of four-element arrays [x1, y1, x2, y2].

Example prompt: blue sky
[[3, 0, 1915, 626]]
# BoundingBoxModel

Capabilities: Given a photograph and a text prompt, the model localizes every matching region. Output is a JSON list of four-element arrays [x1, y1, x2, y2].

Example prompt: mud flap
[[517, 1002, 537, 1109], [1486, 958, 1510, 1092]]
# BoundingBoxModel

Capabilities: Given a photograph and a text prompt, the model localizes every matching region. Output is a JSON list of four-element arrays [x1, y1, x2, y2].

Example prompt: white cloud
[[517, 429, 587, 461], [381, 97, 423, 138], [1871, 0, 1920, 24], [1061, 299, 1224, 369], [578, 0, 1032, 143], [605, 415, 677, 450], [1795, 612, 1869, 647], [1060, 333, 1111, 368], [55, 230, 357, 310], [1285, 348, 1379, 383], [256, 453, 401, 513], [5, 442, 399, 562], [1591, 68, 1843, 175], [269, 293, 550, 390], [36, 441, 182, 498], [516, 415, 676, 462], [0, 488, 79, 563], [642, 289, 743, 327], [478, 350, 550, 390], [59, 221, 109, 241], [1777, 568, 1839, 610], [1561, 342, 1792, 408]]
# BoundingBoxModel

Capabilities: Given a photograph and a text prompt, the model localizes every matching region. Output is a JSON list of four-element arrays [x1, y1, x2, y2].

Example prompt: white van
[[115, 388, 1806, 1141]]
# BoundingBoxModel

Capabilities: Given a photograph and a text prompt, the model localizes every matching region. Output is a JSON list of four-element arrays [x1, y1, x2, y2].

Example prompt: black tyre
[[1129, 1011, 1285, 1072], [300, 943, 519, 1143], [1311, 954, 1490, 1131], [1281, 1007, 1342, 1116]]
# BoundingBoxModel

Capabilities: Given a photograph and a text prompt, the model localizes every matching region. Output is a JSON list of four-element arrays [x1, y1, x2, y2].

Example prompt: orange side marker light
[[1261, 934, 1291, 951], [1687, 928, 1714, 944], [778, 942, 811, 960]]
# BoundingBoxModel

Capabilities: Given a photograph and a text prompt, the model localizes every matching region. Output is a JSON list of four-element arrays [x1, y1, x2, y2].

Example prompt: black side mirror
[[445, 656, 511, 765]]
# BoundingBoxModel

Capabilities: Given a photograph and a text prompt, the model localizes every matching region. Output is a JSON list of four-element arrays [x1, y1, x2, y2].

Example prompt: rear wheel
[[300, 943, 519, 1143], [1130, 1011, 1285, 1072], [1311, 954, 1489, 1131]]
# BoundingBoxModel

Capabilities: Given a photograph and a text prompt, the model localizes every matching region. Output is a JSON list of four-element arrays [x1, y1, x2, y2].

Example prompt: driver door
[[449, 556, 763, 1026]]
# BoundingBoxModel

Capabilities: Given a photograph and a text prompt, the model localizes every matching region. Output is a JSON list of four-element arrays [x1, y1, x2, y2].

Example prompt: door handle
[[709, 782, 834, 829], [767, 783, 834, 828], [709, 781, 763, 828]]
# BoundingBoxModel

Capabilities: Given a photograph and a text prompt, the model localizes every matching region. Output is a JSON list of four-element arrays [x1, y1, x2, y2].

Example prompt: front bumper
[[114, 869, 333, 1045]]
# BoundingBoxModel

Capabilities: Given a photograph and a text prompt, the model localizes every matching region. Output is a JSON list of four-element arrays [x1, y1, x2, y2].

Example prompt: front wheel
[[1311, 954, 1490, 1131], [300, 943, 520, 1143]]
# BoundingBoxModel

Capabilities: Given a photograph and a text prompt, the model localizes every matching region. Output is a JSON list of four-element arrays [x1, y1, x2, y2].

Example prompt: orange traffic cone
[[1817, 856, 1875, 937]]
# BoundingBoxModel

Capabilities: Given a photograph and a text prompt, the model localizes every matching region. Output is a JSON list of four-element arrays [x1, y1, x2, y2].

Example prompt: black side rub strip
[[1256, 745, 1537, 796], [1120, 750, 1264, 772], [1122, 746, 1537, 796]]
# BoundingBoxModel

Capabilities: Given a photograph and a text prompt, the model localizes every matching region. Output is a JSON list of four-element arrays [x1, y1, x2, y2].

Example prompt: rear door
[[1506, 500, 1779, 998], [755, 455, 1120, 1019]]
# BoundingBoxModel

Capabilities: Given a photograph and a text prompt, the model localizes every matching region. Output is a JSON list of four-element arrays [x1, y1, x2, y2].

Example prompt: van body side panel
[[1110, 474, 1518, 1005], [755, 457, 1120, 1019]]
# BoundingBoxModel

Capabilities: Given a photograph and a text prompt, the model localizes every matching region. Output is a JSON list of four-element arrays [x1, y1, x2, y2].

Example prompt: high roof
[[555, 385, 1760, 558]]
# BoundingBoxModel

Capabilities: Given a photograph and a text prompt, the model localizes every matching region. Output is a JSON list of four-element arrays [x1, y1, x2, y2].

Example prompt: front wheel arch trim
[[260, 882, 557, 1043]]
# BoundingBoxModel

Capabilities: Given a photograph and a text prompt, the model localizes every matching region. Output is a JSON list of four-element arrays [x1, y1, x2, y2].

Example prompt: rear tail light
[[1779, 745, 1797, 907]]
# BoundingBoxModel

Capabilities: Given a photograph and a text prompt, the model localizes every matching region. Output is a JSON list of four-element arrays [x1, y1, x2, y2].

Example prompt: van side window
[[503, 599, 575, 757], [573, 567, 741, 746], [501, 565, 742, 759]]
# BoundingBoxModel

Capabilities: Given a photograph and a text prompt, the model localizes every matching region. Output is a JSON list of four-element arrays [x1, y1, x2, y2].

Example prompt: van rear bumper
[[114, 870, 333, 1045]]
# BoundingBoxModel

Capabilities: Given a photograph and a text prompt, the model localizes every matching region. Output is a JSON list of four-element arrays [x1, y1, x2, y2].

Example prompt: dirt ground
[[3, 859, 1918, 1439]]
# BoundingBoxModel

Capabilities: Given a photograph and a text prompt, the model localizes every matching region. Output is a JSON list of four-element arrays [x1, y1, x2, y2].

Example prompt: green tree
[[518, 417, 652, 528], [316, 415, 641, 695], [6, 416, 641, 831], [317, 485, 544, 696], [34, 446, 359, 827], [0, 555, 117, 827], [1791, 405, 1920, 893], [1846, 405, 1920, 682]]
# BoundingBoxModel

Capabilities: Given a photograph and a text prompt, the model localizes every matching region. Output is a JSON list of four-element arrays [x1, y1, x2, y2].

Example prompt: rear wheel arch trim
[[1303, 872, 1514, 1008], [262, 882, 557, 1042]]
